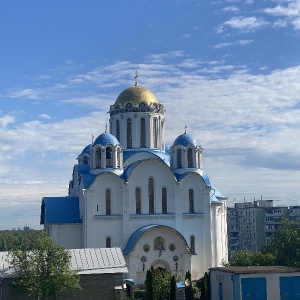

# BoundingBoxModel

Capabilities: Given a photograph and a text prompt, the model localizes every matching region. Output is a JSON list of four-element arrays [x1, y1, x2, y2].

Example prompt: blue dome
[[94, 133, 120, 146], [80, 144, 92, 156], [173, 133, 198, 147]]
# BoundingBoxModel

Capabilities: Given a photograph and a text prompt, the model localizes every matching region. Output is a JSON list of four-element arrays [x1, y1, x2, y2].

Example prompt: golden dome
[[114, 86, 159, 107]]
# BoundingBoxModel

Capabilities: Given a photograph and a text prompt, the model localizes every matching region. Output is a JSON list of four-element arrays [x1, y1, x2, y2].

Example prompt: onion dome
[[173, 133, 198, 147], [93, 133, 120, 147], [114, 86, 159, 107], [80, 144, 92, 156]]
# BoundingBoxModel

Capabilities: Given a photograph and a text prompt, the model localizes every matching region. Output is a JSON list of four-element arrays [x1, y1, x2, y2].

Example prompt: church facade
[[41, 83, 228, 285]]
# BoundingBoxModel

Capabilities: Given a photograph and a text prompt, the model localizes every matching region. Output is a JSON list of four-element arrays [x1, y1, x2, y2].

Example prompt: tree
[[170, 275, 176, 300], [10, 232, 80, 299], [264, 219, 300, 267], [145, 268, 155, 300], [185, 270, 193, 300], [198, 272, 210, 300]]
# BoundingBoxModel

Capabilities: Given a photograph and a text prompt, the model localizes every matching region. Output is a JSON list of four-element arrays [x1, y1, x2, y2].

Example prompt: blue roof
[[41, 197, 81, 224], [173, 133, 198, 147], [123, 224, 159, 255], [77, 164, 90, 176], [94, 132, 120, 146], [123, 149, 170, 165], [81, 174, 97, 189], [80, 144, 92, 155]]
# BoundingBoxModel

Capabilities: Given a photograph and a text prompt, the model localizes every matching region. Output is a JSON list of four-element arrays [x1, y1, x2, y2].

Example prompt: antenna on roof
[[135, 70, 138, 86], [184, 124, 187, 134], [105, 123, 107, 133]]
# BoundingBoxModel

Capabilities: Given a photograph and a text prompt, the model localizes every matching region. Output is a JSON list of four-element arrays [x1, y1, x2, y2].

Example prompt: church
[[40, 80, 228, 285]]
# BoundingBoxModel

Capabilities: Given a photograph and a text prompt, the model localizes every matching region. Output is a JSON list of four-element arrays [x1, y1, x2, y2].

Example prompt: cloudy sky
[[1, 0, 300, 230]]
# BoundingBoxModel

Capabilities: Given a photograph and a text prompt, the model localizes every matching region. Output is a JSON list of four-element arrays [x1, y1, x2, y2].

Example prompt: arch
[[135, 187, 141, 214], [95, 147, 102, 167], [106, 236, 112, 248], [116, 119, 120, 141], [162, 187, 167, 214], [187, 148, 193, 168], [140, 118, 146, 148], [106, 146, 113, 167], [153, 118, 158, 148], [189, 189, 194, 213], [177, 148, 182, 168], [127, 118, 132, 148], [106, 189, 111, 215], [151, 259, 171, 273], [148, 177, 154, 214]]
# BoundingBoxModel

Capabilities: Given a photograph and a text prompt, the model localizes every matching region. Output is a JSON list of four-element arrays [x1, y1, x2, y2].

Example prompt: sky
[[1, 0, 300, 230]]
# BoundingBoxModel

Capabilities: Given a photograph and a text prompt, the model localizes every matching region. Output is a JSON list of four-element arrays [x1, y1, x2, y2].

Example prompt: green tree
[[264, 219, 300, 267], [145, 268, 155, 300], [185, 270, 193, 300], [10, 232, 80, 299], [170, 275, 176, 300], [198, 272, 210, 300]]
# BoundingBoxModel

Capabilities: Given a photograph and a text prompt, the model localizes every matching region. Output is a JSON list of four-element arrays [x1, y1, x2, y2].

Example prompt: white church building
[[40, 82, 228, 285]]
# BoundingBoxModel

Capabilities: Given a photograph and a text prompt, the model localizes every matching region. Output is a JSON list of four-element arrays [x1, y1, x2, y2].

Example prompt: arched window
[[153, 118, 157, 148], [187, 148, 193, 167], [117, 148, 120, 167], [106, 237, 112, 248], [190, 235, 195, 253], [140, 118, 146, 148], [148, 178, 154, 214], [177, 149, 182, 168], [83, 156, 88, 165], [189, 189, 194, 213], [106, 147, 113, 167], [116, 119, 120, 141], [96, 147, 101, 167], [127, 118, 132, 148], [106, 189, 111, 215], [162, 187, 167, 214], [136, 187, 141, 214]]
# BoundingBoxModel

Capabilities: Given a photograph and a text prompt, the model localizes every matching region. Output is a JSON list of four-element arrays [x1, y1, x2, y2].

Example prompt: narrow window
[[136, 187, 141, 214], [116, 119, 120, 141], [149, 178, 154, 214], [116, 148, 120, 167], [127, 118, 132, 148], [153, 118, 157, 148], [190, 235, 195, 253], [96, 205, 98, 212], [96, 148, 101, 167], [187, 148, 193, 167], [106, 189, 111, 215], [106, 237, 112, 248], [189, 189, 194, 213], [177, 149, 182, 168], [140, 118, 146, 148], [106, 147, 113, 167], [162, 187, 167, 214]]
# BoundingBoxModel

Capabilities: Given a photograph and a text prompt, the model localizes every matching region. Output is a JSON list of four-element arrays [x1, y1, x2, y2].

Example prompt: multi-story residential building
[[227, 199, 291, 257]]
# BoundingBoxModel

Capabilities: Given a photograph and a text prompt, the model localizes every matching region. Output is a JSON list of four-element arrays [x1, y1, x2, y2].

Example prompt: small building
[[0, 248, 128, 300], [210, 266, 300, 300]]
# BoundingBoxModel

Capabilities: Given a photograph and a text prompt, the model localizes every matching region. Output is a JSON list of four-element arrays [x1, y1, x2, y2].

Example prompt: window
[[136, 187, 141, 214], [187, 148, 193, 167], [106, 237, 112, 248], [189, 189, 194, 213], [190, 235, 195, 253], [162, 187, 167, 214], [127, 118, 132, 148], [177, 149, 182, 168], [106, 189, 111, 215], [153, 118, 157, 148], [116, 120, 120, 141], [149, 178, 154, 214], [140, 118, 146, 148], [106, 147, 113, 167], [96, 147, 101, 167]]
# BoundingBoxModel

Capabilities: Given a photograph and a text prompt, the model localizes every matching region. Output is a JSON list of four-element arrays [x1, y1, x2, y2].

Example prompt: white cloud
[[39, 113, 52, 120], [8, 88, 44, 100], [222, 16, 269, 32], [214, 39, 253, 48], [0, 114, 14, 128]]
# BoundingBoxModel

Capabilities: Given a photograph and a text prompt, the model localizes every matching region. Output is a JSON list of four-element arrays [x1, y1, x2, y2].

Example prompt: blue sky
[[1, 0, 300, 229]]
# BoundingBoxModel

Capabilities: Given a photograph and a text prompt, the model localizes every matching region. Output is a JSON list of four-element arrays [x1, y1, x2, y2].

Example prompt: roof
[[70, 248, 128, 275], [79, 144, 92, 156], [41, 197, 81, 224], [123, 224, 191, 255], [94, 132, 120, 147], [210, 266, 300, 274], [173, 133, 198, 147], [0, 248, 128, 278], [114, 85, 158, 107]]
